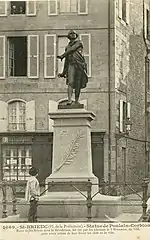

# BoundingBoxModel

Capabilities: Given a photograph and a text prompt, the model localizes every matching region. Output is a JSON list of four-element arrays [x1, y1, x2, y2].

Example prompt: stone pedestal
[[45, 104, 98, 195], [37, 105, 122, 219], [19, 104, 122, 220]]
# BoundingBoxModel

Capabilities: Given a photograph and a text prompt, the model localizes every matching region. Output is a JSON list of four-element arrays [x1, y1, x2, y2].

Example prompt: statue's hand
[[58, 73, 65, 78], [57, 55, 63, 61]]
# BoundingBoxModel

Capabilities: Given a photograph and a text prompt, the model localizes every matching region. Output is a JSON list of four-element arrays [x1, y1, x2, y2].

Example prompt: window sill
[[10, 14, 26, 16]]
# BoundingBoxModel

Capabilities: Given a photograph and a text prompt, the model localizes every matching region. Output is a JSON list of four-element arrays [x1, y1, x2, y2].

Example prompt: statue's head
[[67, 30, 78, 40]]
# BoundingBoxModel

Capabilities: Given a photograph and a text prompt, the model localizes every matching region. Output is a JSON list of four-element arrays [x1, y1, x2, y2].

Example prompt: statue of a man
[[57, 30, 88, 105]]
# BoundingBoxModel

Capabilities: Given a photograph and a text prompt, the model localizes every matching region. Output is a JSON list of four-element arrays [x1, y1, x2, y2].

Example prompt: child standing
[[25, 167, 40, 222]]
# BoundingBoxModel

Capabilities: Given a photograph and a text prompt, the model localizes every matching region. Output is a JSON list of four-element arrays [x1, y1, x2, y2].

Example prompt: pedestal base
[[45, 174, 99, 195], [19, 193, 122, 220]]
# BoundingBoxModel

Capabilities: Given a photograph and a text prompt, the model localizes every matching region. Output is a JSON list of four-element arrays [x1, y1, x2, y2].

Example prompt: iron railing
[[0, 178, 149, 222]]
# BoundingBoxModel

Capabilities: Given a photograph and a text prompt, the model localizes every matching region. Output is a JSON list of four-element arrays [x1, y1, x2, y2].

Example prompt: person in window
[[57, 30, 88, 105], [25, 167, 40, 223]]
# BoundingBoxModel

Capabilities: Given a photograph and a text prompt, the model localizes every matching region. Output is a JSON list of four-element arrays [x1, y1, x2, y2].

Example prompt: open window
[[8, 37, 27, 77], [10, 1, 26, 15], [119, 100, 131, 133]]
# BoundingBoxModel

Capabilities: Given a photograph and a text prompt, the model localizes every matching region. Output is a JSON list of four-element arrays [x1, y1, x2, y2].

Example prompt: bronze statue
[[57, 30, 88, 105]]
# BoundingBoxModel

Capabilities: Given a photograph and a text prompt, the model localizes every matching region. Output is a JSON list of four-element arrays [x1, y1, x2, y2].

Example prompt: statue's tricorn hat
[[67, 30, 78, 39]]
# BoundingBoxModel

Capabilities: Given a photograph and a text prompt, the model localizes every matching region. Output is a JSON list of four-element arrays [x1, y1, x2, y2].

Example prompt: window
[[57, 36, 68, 73], [48, 0, 88, 15], [119, 100, 131, 132], [118, 0, 129, 24], [44, 33, 91, 78], [44, 34, 56, 78], [146, 9, 150, 38], [10, 1, 26, 14], [2, 145, 32, 181], [7, 35, 39, 78], [0, 36, 5, 79], [80, 34, 91, 77], [60, 0, 77, 13], [8, 101, 26, 131], [8, 37, 27, 77], [122, 0, 126, 22], [0, 1, 7, 16]]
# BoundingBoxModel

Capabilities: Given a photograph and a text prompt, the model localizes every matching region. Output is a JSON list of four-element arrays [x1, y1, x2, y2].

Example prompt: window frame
[[80, 33, 91, 77], [8, 101, 26, 132], [0, 36, 6, 79], [28, 35, 39, 79], [118, 0, 130, 24], [0, 1, 7, 16], [119, 100, 131, 133], [8, 36, 28, 78], [44, 34, 56, 79], [26, 0, 36, 16], [48, 0, 58, 16], [10, 1, 26, 15], [78, 0, 88, 15], [2, 145, 32, 181]]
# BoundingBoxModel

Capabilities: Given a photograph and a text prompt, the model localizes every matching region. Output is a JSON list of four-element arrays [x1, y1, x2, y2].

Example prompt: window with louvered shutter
[[0, 36, 5, 79], [44, 34, 56, 78], [78, 0, 88, 14], [28, 35, 39, 78], [0, 1, 7, 16], [58, 36, 68, 73], [26, 0, 36, 16], [48, 0, 58, 15], [26, 100, 35, 132], [119, 100, 123, 132], [0, 100, 7, 132], [80, 33, 91, 77]]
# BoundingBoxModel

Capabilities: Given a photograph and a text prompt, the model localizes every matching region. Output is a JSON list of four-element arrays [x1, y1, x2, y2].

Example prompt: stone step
[[0, 213, 142, 223]]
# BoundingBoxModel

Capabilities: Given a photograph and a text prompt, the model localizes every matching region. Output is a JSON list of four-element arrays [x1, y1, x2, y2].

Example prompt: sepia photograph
[[0, 0, 150, 231]]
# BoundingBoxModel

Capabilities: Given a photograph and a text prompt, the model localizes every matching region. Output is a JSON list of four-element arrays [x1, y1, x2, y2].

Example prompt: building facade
[[0, 0, 149, 187]]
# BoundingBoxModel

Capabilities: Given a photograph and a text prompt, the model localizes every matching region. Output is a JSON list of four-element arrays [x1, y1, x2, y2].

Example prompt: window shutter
[[26, 1, 36, 16], [48, 0, 58, 15], [58, 37, 68, 73], [119, 100, 123, 132], [0, 101, 8, 132], [44, 34, 56, 78], [126, 0, 130, 24], [26, 100, 35, 132], [48, 100, 58, 132], [0, 1, 7, 16], [80, 33, 91, 77], [0, 36, 5, 79], [78, 0, 88, 15], [28, 35, 39, 78], [118, 0, 122, 19], [71, 0, 77, 12], [127, 102, 131, 119]]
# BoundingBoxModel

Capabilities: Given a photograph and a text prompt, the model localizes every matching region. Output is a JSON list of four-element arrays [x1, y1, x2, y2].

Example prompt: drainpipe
[[143, 0, 149, 177], [108, 0, 111, 189]]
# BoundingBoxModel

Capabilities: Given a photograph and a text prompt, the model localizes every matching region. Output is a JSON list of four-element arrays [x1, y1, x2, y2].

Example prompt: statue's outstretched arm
[[60, 41, 83, 59]]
